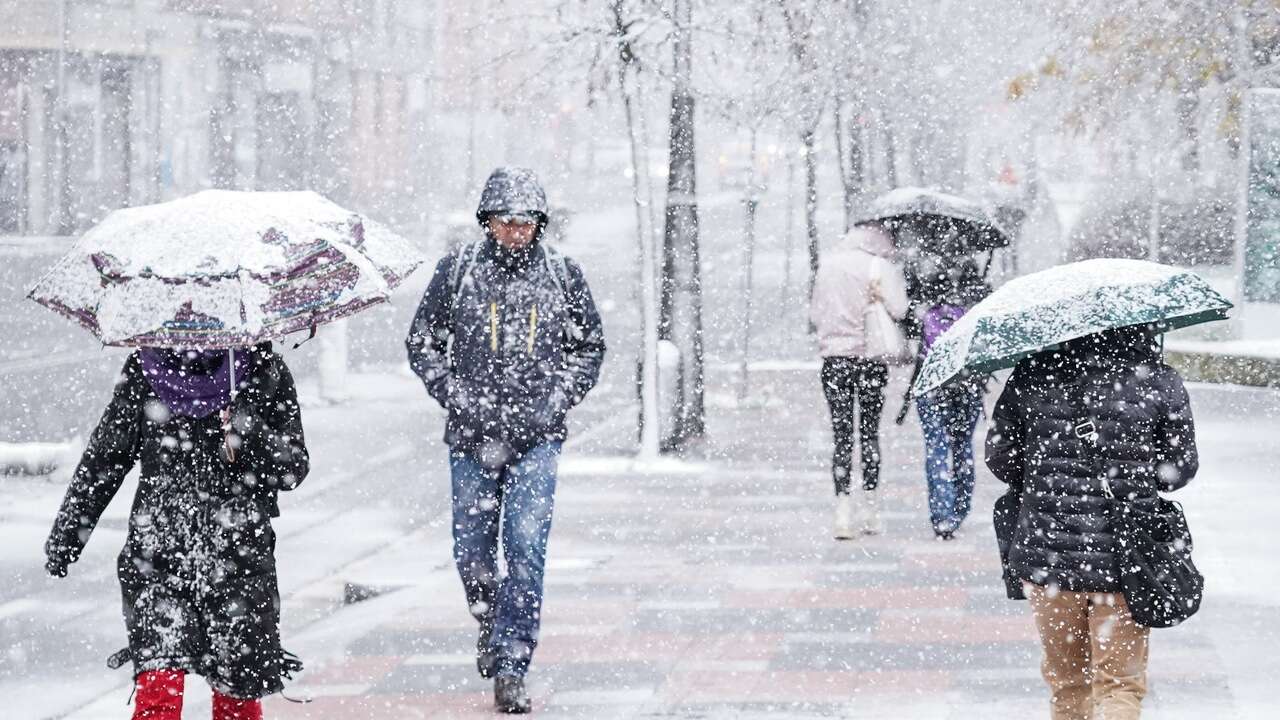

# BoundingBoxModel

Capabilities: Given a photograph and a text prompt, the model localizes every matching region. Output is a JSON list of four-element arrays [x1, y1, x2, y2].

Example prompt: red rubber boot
[[132, 670, 185, 720], [212, 691, 263, 720]]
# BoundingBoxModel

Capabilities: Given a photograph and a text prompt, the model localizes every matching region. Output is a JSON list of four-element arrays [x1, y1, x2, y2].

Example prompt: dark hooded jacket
[[44, 343, 307, 699], [406, 168, 605, 456], [985, 327, 1198, 593]]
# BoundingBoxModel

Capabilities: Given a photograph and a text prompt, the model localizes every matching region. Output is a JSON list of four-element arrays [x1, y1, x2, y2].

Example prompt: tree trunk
[[660, 0, 704, 448], [1175, 89, 1201, 173], [834, 100, 850, 232], [834, 101, 865, 231], [784, 148, 796, 306], [884, 124, 899, 188], [803, 126, 820, 302], [613, 3, 661, 459], [738, 130, 760, 400]]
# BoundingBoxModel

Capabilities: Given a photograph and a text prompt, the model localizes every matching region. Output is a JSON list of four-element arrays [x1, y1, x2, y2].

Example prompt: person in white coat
[[810, 224, 910, 538]]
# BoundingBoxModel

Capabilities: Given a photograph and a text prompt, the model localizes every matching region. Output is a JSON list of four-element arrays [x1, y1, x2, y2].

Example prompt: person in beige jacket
[[810, 224, 910, 538]]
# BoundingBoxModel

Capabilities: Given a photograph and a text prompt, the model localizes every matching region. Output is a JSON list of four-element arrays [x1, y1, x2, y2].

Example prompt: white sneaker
[[860, 489, 883, 535], [833, 493, 855, 539]]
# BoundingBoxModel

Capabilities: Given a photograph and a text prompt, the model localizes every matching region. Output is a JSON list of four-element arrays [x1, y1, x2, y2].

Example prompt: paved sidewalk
[[236, 367, 1236, 720]]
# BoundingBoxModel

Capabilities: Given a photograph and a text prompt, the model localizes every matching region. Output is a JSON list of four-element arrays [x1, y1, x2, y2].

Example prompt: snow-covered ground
[[6, 372, 1274, 719]]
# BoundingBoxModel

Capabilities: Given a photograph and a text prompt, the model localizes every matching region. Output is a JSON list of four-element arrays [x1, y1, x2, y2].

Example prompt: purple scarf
[[139, 348, 251, 418], [922, 303, 967, 352]]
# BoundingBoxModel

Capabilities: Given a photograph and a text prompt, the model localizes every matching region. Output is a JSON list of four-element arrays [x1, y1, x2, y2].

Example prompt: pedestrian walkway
[[259, 368, 1235, 719]]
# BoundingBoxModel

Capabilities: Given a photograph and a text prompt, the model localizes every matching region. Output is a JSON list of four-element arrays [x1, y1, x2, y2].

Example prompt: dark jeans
[[450, 441, 561, 678], [917, 386, 984, 531], [821, 356, 889, 493]]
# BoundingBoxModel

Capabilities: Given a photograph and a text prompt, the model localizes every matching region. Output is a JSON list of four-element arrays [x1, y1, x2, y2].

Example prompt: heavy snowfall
[[2, 2, 1280, 719]]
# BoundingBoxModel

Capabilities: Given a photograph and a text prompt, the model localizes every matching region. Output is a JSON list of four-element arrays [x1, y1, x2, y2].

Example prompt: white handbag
[[864, 257, 910, 364]]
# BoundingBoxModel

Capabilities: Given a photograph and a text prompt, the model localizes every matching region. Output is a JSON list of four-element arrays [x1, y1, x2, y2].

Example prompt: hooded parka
[[44, 343, 308, 699], [406, 168, 605, 456], [985, 327, 1198, 593]]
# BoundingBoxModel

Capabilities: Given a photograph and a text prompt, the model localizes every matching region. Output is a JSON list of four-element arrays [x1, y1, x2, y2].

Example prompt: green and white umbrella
[[913, 259, 1233, 395]]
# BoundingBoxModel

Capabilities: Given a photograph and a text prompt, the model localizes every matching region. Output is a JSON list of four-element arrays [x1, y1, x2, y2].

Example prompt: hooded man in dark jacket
[[985, 325, 1198, 720], [406, 167, 605, 714]]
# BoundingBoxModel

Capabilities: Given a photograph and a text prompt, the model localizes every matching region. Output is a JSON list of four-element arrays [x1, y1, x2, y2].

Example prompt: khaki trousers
[[1026, 584, 1150, 720]]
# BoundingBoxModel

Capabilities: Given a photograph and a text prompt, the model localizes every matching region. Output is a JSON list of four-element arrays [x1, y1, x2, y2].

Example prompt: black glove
[[44, 533, 78, 578], [45, 553, 71, 578]]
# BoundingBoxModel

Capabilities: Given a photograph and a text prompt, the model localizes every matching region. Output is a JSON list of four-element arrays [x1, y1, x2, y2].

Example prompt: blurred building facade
[[0, 0, 432, 235]]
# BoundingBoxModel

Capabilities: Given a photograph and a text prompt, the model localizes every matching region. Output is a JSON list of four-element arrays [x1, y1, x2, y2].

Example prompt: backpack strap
[[540, 244, 584, 341], [447, 239, 485, 309], [541, 243, 571, 299]]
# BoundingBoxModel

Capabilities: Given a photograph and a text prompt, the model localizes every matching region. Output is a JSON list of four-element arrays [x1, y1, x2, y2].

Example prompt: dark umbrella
[[854, 186, 1010, 254]]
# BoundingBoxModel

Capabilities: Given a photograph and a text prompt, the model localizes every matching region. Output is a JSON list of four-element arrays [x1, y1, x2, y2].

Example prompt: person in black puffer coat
[[985, 324, 1198, 720], [44, 343, 307, 719]]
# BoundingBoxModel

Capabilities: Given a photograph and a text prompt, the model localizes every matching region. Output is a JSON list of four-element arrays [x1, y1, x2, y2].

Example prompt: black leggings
[[821, 357, 889, 493]]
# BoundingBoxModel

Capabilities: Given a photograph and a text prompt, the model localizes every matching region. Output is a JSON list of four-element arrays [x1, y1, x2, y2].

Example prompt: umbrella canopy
[[28, 190, 423, 349], [913, 259, 1232, 395], [854, 187, 1010, 253]]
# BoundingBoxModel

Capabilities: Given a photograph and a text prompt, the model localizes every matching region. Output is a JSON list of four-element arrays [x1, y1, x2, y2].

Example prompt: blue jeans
[[917, 389, 983, 532], [449, 441, 561, 678]]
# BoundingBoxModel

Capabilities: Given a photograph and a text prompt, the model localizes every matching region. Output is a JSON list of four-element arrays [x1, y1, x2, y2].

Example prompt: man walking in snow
[[406, 167, 605, 714]]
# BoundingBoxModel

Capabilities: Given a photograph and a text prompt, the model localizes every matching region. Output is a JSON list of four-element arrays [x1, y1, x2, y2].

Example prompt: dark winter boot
[[132, 669, 185, 720], [477, 614, 497, 678], [494, 675, 532, 714], [212, 690, 263, 720]]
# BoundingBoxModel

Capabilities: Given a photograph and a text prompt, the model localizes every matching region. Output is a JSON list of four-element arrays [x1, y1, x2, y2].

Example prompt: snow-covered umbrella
[[27, 190, 423, 349], [854, 186, 1010, 254], [913, 259, 1232, 395]]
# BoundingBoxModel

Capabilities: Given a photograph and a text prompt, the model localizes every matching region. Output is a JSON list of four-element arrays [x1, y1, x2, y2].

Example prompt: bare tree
[[777, 1, 831, 304], [659, 0, 705, 449]]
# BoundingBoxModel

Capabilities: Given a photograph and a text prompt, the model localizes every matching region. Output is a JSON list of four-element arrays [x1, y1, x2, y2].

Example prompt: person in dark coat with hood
[[914, 258, 990, 540], [406, 166, 605, 714], [44, 343, 307, 720], [985, 325, 1198, 720]]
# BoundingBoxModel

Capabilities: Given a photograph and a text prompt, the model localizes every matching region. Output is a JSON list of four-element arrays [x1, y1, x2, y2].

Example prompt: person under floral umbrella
[[28, 189, 422, 719], [44, 341, 308, 720]]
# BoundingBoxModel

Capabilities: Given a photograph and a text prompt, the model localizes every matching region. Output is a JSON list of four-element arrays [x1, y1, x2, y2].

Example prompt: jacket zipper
[[527, 305, 538, 354], [489, 301, 499, 352]]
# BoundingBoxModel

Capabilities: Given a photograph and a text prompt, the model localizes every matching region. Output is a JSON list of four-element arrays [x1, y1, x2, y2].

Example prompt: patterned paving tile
[[259, 369, 1240, 718]]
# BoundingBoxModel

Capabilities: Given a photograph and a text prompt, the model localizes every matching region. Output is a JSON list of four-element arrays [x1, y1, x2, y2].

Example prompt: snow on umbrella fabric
[[853, 186, 1010, 253], [27, 190, 423, 349], [913, 258, 1232, 395]]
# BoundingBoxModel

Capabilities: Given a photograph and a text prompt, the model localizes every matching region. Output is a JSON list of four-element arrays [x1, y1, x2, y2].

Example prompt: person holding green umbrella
[[916, 258, 1227, 720]]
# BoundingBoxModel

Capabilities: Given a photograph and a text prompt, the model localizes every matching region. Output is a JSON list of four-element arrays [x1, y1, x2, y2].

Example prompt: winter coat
[[811, 226, 910, 359], [406, 238, 605, 456], [984, 329, 1198, 593], [44, 343, 308, 699]]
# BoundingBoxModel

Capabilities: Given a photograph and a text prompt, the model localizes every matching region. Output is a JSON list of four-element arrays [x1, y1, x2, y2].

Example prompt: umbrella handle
[[220, 406, 236, 463], [292, 325, 318, 349], [224, 347, 238, 463]]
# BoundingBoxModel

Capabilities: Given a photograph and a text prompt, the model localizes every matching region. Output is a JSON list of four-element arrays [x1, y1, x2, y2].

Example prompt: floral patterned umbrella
[[28, 190, 423, 349], [913, 259, 1233, 395]]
